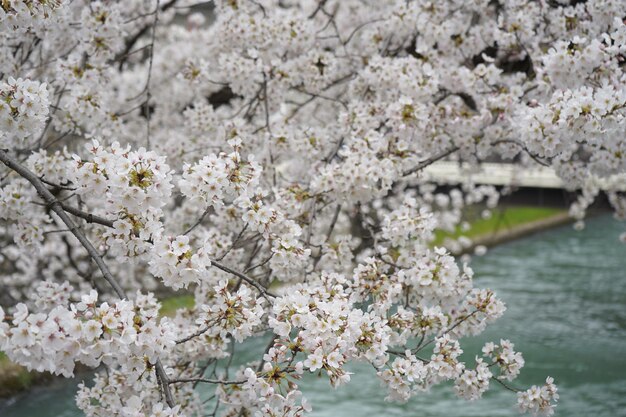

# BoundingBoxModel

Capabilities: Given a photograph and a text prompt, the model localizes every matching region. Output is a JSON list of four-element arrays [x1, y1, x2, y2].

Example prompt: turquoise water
[[2, 215, 626, 417]]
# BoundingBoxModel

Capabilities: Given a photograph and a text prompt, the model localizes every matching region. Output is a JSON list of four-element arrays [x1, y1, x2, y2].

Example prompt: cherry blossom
[[5, 0, 626, 415]]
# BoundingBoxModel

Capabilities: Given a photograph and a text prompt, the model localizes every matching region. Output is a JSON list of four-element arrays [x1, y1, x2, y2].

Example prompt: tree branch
[[211, 259, 276, 299], [0, 149, 175, 408], [176, 322, 214, 345], [61, 204, 115, 228], [402, 146, 460, 177], [0, 149, 125, 298], [168, 377, 245, 385], [116, 0, 178, 70]]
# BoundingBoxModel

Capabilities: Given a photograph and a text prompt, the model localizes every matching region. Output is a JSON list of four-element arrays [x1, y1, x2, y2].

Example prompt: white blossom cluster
[[269, 272, 391, 378], [517, 377, 560, 416], [76, 370, 193, 417], [196, 280, 264, 343], [454, 358, 492, 401], [70, 140, 174, 258], [149, 235, 213, 290], [0, 0, 66, 35], [0, 77, 49, 147], [179, 138, 261, 208], [0, 176, 55, 249], [483, 339, 526, 381], [0, 290, 175, 378]]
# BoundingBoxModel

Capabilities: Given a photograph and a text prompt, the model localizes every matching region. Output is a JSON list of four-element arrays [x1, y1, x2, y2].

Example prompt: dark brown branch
[[175, 323, 213, 345], [492, 139, 550, 167], [402, 146, 460, 177], [492, 376, 520, 393], [183, 207, 212, 235], [144, 0, 161, 149], [61, 204, 115, 228], [216, 224, 248, 261], [116, 0, 178, 70], [211, 259, 276, 299], [168, 377, 245, 385]]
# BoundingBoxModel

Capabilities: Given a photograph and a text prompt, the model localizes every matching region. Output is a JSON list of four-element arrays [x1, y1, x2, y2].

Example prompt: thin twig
[[216, 223, 248, 261], [145, 0, 160, 149], [175, 322, 214, 345], [168, 377, 245, 385], [415, 310, 480, 353], [492, 376, 520, 393], [183, 207, 212, 235], [211, 259, 276, 299], [492, 139, 550, 167], [402, 146, 460, 177]]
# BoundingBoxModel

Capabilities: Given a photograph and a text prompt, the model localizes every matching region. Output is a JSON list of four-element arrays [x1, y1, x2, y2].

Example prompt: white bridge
[[422, 162, 625, 191]]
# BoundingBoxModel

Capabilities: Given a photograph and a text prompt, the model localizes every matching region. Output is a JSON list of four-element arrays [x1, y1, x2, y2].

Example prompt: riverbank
[[0, 353, 51, 398], [434, 205, 573, 255], [0, 204, 573, 398], [469, 211, 572, 249]]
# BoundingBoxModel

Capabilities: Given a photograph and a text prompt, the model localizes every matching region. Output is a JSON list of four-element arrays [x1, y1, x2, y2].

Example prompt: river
[[2, 214, 626, 417]]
